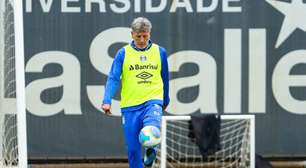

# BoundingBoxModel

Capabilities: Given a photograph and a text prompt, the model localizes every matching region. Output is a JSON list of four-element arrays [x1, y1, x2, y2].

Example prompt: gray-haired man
[[101, 17, 170, 167]]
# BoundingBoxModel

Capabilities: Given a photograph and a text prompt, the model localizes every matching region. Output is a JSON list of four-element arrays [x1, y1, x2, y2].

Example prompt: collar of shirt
[[131, 40, 153, 51]]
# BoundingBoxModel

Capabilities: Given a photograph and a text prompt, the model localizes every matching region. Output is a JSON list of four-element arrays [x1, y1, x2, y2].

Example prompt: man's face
[[131, 31, 151, 49]]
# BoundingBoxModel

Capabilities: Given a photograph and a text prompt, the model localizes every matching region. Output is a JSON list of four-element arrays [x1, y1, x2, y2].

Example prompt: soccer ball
[[139, 125, 161, 147]]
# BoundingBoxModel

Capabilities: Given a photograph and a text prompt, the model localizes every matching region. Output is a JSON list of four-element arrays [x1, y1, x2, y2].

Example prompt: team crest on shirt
[[140, 55, 147, 62]]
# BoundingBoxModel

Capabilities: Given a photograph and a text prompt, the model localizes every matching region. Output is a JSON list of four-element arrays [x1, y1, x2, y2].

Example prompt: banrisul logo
[[129, 64, 158, 71], [266, 0, 306, 48]]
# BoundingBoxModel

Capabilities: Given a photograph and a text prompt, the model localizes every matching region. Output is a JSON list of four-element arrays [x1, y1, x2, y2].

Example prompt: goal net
[[0, 0, 28, 167], [153, 115, 255, 168]]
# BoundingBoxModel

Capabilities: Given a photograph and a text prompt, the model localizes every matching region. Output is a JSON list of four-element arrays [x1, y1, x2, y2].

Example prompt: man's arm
[[160, 47, 170, 110], [101, 48, 125, 115]]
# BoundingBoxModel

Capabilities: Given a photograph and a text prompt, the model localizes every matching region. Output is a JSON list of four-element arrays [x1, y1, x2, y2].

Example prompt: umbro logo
[[136, 71, 153, 80]]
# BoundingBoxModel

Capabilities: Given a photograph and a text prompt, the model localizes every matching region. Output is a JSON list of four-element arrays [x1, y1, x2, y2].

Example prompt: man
[[101, 17, 170, 168]]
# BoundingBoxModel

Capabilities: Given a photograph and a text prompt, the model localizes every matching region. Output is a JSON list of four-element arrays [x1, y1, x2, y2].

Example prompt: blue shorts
[[122, 104, 162, 168]]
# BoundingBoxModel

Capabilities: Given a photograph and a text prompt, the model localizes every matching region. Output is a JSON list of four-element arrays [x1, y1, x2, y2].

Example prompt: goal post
[[156, 115, 255, 168], [0, 0, 28, 167], [14, 0, 28, 167]]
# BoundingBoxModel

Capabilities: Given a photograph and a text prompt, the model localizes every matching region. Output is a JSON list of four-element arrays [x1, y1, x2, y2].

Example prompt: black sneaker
[[143, 148, 156, 167]]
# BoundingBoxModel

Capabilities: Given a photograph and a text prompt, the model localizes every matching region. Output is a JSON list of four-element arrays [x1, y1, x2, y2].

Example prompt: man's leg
[[143, 147, 157, 167], [122, 111, 144, 168], [142, 104, 163, 167], [143, 104, 162, 128]]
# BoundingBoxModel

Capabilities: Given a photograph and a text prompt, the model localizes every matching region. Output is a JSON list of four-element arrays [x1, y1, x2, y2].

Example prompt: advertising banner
[[24, 0, 306, 158]]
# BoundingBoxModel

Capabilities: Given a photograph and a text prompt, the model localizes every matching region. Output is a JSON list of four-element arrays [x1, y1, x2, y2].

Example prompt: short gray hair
[[131, 17, 152, 33]]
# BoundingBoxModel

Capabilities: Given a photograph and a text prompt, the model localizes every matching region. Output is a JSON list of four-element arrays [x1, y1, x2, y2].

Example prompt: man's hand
[[162, 105, 167, 111], [101, 104, 112, 116]]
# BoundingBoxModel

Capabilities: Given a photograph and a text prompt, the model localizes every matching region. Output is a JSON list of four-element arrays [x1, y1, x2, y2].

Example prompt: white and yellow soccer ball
[[139, 125, 161, 147]]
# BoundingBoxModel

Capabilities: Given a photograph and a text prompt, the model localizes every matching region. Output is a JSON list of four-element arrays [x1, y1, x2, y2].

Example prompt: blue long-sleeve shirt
[[103, 40, 170, 112]]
